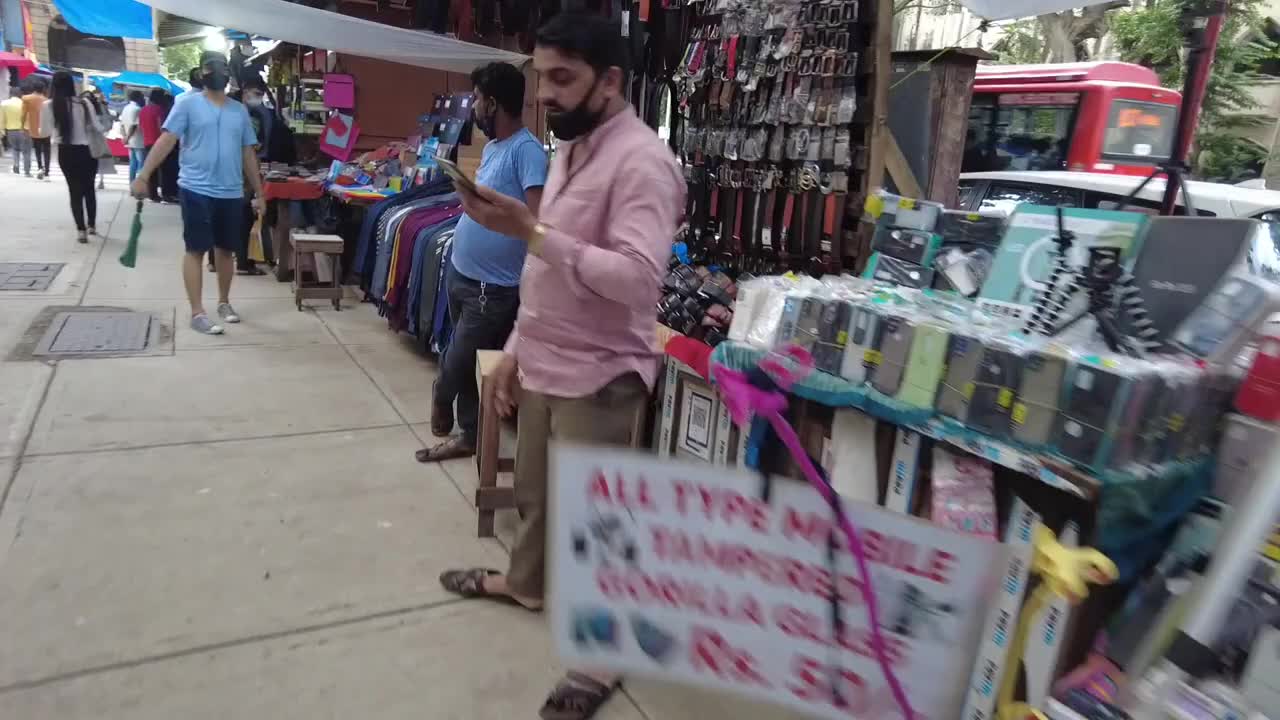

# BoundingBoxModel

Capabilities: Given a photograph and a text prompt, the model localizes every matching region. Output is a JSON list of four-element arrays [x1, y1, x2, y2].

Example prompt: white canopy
[[959, 0, 1117, 20], [136, 0, 528, 75]]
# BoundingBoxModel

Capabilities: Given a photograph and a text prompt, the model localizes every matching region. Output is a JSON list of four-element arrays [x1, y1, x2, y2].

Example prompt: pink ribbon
[[712, 347, 916, 720]]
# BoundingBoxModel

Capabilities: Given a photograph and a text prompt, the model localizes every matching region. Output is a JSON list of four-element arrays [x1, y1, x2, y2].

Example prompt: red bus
[[964, 61, 1182, 177]]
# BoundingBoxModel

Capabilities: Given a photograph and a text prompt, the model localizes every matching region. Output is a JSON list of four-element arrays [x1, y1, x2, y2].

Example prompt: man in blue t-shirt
[[132, 51, 264, 336], [419, 62, 548, 462]]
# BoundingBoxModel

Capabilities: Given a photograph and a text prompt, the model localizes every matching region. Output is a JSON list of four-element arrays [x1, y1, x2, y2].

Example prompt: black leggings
[[58, 144, 98, 231], [33, 137, 51, 173]]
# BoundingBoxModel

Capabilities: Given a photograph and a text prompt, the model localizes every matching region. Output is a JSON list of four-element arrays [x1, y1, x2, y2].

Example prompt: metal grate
[[0, 263, 65, 291], [34, 312, 153, 356]]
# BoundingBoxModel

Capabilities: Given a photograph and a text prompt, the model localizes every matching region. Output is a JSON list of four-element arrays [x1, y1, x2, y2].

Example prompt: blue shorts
[[179, 188, 243, 254]]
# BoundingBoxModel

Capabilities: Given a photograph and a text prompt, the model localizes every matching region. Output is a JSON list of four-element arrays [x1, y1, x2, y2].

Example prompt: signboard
[[998, 92, 1080, 107], [550, 446, 1005, 720]]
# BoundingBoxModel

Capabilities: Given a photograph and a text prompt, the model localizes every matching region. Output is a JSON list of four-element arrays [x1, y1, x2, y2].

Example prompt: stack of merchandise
[[656, 254, 738, 346], [863, 190, 1005, 296]]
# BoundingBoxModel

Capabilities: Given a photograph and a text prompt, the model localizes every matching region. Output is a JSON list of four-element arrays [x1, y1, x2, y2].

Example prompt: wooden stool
[[291, 232, 344, 312], [472, 350, 649, 538]]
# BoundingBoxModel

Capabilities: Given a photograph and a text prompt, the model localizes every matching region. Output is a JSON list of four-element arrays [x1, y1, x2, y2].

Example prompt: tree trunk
[[1038, 12, 1079, 62]]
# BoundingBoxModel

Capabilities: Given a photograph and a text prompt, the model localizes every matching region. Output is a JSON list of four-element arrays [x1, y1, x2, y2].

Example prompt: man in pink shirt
[[438, 12, 684, 720]]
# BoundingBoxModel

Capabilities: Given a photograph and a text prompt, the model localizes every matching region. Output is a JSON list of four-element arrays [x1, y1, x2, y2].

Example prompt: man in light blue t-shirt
[[419, 62, 547, 462], [132, 51, 263, 336]]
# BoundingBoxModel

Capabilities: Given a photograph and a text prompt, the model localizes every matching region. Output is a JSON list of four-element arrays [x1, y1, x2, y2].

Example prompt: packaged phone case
[[931, 446, 997, 540], [896, 322, 949, 409], [937, 333, 984, 421], [1011, 345, 1071, 447], [841, 304, 884, 385], [967, 342, 1024, 440], [871, 313, 914, 396], [872, 222, 943, 267], [865, 190, 944, 232], [863, 253, 935, 289], [813, 299, 853, 375]]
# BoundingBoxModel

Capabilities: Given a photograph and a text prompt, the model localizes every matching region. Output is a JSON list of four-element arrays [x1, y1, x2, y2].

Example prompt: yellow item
[[1, 97, 24, 131], [996, 524, 1118, 720], [248, 219, 266, 263]]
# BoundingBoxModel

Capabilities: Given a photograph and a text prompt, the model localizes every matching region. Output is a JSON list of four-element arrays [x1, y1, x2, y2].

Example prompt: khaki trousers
[[506, 372, 648, 599]]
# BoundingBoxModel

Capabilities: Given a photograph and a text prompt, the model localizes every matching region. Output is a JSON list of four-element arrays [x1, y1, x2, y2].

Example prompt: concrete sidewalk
[[0, 174, 801, 719]]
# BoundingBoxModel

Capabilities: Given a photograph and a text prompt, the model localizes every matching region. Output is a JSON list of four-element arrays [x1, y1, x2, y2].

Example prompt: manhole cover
[[34, 312, 152, 356], [0, 263, 65, 291]]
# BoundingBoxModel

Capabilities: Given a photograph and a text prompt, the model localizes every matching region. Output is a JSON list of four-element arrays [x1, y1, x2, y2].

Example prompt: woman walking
[[41, 72, 110, 243]]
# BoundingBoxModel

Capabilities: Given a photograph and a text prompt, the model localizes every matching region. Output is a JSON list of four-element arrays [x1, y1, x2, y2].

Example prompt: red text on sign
[[588, 468, 658, 512], [596, 565, 767, 627], [689, 625, 772, 688], [671, 479, 771, 533], [773, 603, 911, 666]]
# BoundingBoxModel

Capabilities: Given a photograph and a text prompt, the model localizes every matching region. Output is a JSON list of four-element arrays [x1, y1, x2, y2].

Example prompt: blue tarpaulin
[[89, 72, 184, 98], [53, 0, 153, 40]]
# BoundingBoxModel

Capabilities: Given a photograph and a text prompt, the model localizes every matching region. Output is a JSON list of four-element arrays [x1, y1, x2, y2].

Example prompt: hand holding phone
[[435, 157, 479, 195]]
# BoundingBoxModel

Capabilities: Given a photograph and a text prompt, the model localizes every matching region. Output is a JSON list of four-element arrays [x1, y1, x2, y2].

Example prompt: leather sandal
[[539, 672, 620, 720], [415, 436, 475, 463], [438, 568, 541, 612]]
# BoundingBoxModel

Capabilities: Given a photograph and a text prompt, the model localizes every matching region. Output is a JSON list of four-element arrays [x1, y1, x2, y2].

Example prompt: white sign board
[[550, 446, 1006, 720]]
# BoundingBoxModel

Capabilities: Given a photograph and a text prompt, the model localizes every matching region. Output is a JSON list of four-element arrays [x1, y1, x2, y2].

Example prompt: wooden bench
[[472, 326, 678, 537], [291, 232, 344, 312]]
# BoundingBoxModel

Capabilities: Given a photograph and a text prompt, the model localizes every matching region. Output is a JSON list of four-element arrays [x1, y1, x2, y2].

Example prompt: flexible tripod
[[1022, 207, 1162, 356]]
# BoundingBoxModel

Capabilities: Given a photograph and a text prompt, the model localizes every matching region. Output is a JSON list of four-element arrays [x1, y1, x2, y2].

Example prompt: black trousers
[[32, 137, 51, 173], [435, 263, 519, 445], [57, 144, 98, 231], [161, 141, 179, 198]]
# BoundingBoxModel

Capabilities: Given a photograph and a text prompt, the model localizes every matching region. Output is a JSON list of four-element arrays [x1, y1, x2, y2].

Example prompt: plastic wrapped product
[[967, 341, 1025, 440], [864, 190, 944, 232], [895, 321, 949, 409], [1011, 343, 1072, 447], [930, 446, 998, 540], [863, 252, 935, 289], [937, 333, 984, 421]]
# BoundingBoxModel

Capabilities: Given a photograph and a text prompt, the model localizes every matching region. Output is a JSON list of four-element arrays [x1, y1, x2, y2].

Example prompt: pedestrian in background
[[42, 71, 110, 243], [119, 89, 146, 182], [437, 13, 685, 720], [132, 51, 264, 336], [139, 87, 166, 202], [2, 90, 31, 176], [22, 80, 50, 179], [84, 89, 115, 190]]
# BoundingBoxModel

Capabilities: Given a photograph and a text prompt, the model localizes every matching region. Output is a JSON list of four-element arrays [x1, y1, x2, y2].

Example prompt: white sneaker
[[191, 314, 224, 335], [216, 303, 241, 324]]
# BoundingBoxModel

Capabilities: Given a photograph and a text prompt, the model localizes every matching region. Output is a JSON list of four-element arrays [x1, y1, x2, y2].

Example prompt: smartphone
[[435, 156, 479, 194]]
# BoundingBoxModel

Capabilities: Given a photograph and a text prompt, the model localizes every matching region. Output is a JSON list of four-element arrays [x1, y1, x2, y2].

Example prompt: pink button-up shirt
[[504, 106, 685, 398]]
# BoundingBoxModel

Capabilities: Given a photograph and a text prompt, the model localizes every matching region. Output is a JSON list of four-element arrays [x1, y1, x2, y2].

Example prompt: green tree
[[159, 42, 203, 80], [1109, 0, 1279, 181]]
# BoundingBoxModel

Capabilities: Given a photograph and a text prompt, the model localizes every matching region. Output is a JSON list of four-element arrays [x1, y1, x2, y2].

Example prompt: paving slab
[[0, 362, 53, 459], [25, 345, 402, 455], [0, 299, 52, 353], [345, 341, 439, 424], [0, 427, 509, 686], [172, 299, 338, 350], [316, 300, 405, 345], [0, 602, 649, 720]]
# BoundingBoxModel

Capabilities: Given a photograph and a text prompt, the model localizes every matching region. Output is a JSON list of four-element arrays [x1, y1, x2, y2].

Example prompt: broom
[[119, 199, 142, 268]]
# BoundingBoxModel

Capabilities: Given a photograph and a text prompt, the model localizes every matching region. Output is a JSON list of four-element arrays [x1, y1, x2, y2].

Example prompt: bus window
[[1102, 100, 1176, 163], [964, 95, 1076, 173]]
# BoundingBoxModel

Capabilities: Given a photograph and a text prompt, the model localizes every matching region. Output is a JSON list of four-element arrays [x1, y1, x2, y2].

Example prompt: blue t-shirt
[[162, 93, 258, 200], [450, 128, 548, 287]]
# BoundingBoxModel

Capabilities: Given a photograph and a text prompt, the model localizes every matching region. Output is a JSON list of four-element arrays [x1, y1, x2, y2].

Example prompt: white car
[[957, 170, 1280, 276]]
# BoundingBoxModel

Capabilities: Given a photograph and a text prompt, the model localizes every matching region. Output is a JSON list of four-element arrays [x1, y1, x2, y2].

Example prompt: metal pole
[[1160, 2, 1227, 215]]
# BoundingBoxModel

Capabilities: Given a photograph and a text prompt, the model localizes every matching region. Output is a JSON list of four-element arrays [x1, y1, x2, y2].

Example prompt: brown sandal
[[438, 568, 541, 612], [415, 436, 475, 463], [539, 672, 620, 720]]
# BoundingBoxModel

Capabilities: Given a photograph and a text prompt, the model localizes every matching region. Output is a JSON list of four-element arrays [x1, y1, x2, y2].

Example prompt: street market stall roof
[[134, 0, 529, 75], [0, 51, 38, 79], [88, 71, 186, 98], [959, 0, 1119, 20]]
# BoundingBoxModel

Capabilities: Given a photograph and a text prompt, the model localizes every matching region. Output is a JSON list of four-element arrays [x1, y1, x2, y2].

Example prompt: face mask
[[203, 65, 230, 92], [474, 100, 498, 139], [546, 75, 605, 142]]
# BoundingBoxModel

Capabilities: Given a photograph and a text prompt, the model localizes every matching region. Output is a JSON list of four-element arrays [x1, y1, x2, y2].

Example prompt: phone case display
[[937, 333, 984, 421], [863, 252, 935, 288], [872, 315, 914, 395], [967, 344, 1024, 440], [841, 304, 884, 384], [866, 191, 944, 231], [979, 205, 1148, 322], [1012, 347, 1070, 447], [872, 222, 942, 267], [1174, 272, 1280, 364], [896, 322, 948, 409], [813, 299, 853, 375], [936, 209, 1006, 251]]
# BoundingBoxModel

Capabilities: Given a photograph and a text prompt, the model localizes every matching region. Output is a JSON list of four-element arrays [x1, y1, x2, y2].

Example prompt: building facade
[[2, 0, 159, 73]]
